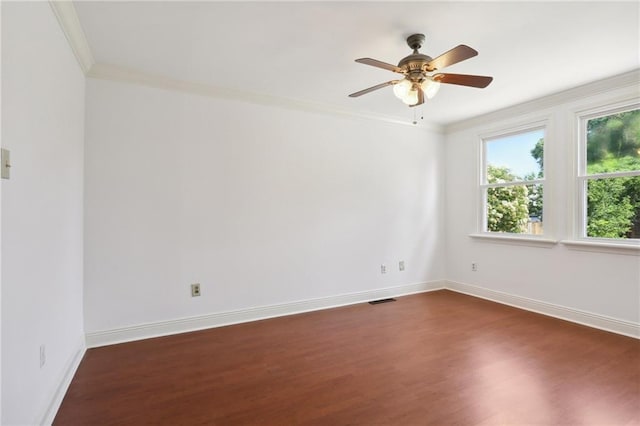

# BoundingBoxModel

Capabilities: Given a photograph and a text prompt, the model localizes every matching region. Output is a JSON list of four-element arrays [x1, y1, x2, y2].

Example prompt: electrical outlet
[[191, 283, 201, 297], [40, 345, 46, 368], [471, 262, 478, 272], [399, 260, 405, 271], [381, 264, 387, 274]]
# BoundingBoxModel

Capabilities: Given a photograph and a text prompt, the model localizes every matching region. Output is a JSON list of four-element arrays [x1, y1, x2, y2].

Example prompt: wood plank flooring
[[54, 290, 640, 425]]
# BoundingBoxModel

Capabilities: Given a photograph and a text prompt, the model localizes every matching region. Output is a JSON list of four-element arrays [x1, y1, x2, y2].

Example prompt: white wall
[[83, 78, 445, 335], [0, 1, 3, 420], [1, 2, 85, 425], [0, 2, 636, 423], [445, 80, 640, 324]]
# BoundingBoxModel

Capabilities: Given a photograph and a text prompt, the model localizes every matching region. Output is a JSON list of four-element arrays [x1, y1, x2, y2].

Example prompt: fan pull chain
[[412, 108, 425, 125]]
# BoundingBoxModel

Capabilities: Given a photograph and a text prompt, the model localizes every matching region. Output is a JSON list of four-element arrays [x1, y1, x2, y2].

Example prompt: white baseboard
[[445, 280, 640, 339], [38, 336, 86, 425], [86, 280, 445, 348], [65, 279, 637, 424], [86, 278, 638, 349]]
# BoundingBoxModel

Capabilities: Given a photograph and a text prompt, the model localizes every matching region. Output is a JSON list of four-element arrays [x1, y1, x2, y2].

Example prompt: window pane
[[586, 109, 640, 175], [486, 184, 544, 235], [486, 129, 544, 183], [587, 176, 640, 239]]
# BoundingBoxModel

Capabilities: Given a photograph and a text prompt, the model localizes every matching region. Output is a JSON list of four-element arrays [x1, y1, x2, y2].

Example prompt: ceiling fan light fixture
[[393, 79, 412, 100], [349, 34, 492, 109], [401, 87, 419, 106], [421, 77, 441, 99]]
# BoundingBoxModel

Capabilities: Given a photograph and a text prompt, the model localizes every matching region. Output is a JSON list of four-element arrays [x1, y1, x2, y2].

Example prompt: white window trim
[[470, 233, 558, 247], [561, 239, 640, 256], [474, 119, 551, 246], [565, 100, 640, 254]]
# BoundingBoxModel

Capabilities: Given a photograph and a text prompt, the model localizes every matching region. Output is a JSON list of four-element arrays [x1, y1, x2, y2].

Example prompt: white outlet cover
[[191, 283, 201, 297], [39, 345, 46, 368]]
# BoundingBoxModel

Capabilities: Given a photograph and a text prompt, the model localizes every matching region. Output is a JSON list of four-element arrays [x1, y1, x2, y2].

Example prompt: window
[[481, 126, 545, 235], [577, 106, 640, 241]]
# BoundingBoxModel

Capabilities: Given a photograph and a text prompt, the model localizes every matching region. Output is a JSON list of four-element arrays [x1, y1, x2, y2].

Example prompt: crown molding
[[44, 1, 637, 135], [445, 69, 640, 134], [49, 1, 95, 74], [87, 62, 444, 133], [47, 0, 440, 133]]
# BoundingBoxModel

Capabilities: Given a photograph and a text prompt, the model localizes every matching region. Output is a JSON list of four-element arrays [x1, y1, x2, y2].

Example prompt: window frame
[[477, 120, 551, 241], [573, 101, 640, 245]]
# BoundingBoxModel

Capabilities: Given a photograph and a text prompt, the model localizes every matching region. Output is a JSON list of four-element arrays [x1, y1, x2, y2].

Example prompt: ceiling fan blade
[[425, 45, 478, 71], [355, 58, 403, 73], [410, 87, 425, 108], [433, 73, 493, 88], [349, 81, 397, 97]]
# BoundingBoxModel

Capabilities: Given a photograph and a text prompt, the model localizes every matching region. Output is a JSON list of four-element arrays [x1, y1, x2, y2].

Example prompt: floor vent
[[368, 298, 396, 305]]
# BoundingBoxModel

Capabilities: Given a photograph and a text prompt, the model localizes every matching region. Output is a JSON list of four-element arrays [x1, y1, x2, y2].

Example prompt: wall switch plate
[[1, 148, 10, 179], [471, 262, 478, 272], [399, 261, 405, 271], [381, 264, 387, 274], [40, 345, 46, 368], [191, 283, 201, 297]]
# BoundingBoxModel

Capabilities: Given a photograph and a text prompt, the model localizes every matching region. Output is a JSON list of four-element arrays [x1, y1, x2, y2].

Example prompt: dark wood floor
[[55, 290, 640, 425]]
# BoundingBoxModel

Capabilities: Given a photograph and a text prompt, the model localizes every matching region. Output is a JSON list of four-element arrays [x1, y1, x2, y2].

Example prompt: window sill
[[469, 233, 558, 248], [561, 239, 640, 256]]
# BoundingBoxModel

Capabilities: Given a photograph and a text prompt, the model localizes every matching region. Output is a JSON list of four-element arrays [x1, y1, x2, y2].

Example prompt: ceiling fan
[[349, 34, 493, 107]]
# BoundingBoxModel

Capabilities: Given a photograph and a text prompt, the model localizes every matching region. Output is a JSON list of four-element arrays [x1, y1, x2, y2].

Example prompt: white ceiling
[[73, 1, 640, 126]]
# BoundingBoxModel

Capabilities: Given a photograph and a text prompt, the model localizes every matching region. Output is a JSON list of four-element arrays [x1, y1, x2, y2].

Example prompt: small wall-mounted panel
[[1, 148, 10, 179]]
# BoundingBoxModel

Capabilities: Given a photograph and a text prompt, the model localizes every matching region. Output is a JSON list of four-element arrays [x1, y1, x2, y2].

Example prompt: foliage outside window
[[580, 107, 640, 240], [482, 127, 545, 235]]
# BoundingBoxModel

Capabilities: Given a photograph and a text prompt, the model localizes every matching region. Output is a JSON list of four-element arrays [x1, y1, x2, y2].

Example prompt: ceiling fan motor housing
[[398, 53, 432, 83], [399, 34, 434, 81]]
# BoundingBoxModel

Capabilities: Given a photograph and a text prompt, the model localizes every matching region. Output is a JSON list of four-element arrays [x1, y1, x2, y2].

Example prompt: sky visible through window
[[486, 129, 544, 179]]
